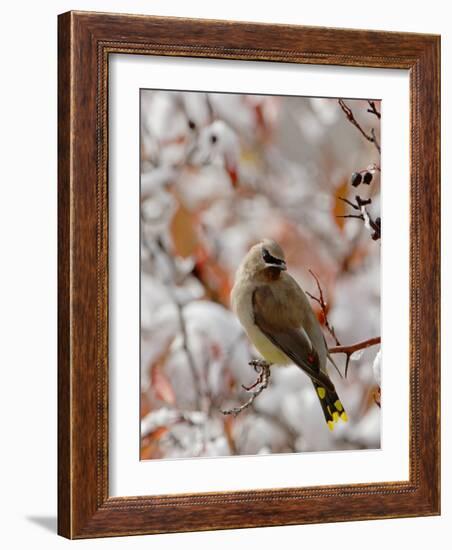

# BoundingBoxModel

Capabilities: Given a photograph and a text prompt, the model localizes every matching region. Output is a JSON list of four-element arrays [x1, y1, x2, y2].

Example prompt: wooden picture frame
[[58, 11, 440, 539]]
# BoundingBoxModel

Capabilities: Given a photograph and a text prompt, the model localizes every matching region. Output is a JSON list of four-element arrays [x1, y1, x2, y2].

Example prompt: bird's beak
[[268, 261, 287, 271]]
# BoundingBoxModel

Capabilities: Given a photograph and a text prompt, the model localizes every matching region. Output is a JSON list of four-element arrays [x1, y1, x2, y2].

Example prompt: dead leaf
[[151, 363, 176, 405], [194, 244, 232, 307], [332, 178, 349, 231], [223, 415, 237, 455], [170, 203, 199, 258]]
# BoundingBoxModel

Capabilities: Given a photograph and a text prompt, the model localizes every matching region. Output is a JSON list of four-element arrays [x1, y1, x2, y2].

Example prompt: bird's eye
[[262, 249, 272, 263], [262, 248, 284, 266]]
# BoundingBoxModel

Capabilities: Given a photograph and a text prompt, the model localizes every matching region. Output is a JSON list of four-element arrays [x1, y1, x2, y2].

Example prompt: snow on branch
[[337, 195, 381, 241]]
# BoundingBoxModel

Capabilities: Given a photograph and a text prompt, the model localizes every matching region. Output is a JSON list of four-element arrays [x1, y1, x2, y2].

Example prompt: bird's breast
[[245, 323, 292, 365], [231, 281, 291, 365]]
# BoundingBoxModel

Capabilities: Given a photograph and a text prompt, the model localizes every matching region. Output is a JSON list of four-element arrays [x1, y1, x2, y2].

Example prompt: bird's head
[[241, 239, 287, 280]]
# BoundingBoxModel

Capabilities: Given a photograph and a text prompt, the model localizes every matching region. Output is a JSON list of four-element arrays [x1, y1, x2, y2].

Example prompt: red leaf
[[226, 165, 239, 188]]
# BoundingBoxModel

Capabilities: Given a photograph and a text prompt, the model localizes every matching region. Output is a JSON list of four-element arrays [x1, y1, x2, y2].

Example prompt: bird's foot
[[241, 360, 272, 392], [221, 361, 272, 416], [249, 359, 271, 370]]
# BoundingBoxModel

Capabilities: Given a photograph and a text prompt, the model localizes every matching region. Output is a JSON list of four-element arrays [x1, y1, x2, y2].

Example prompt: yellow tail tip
[[334, 399, 343, 412], [327, 420, 335, 431], [332, 411, 340, 423], [340, 411, 348, 422]]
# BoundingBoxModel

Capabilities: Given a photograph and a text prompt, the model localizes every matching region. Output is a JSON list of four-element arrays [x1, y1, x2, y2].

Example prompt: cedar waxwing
[[231, 239, 348, 430]]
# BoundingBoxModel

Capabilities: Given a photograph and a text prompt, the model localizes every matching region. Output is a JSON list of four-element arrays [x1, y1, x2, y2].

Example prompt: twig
[[338, 195, 371, 213], [174, 301, 203, 409], [367, 100, 381, 119], [338, 99, 381, 154], [337, 196, 381, 241], [329, 336, 381, 355], [306, 270, 341, 346], [329, 336, 381, 378], [337, 213, 365, 221], [338, 196, 362, 211], [221, 360, 271, 416], [370, 128, 380, 153]]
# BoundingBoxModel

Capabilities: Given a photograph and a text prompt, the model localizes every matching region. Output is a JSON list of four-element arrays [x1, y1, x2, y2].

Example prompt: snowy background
[[140, 90, 381, 459]]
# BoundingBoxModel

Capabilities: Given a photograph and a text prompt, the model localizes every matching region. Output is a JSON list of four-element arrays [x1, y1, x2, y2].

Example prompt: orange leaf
[[223, 415, 237, 454], [149, 426, 169, 441], [140, 392, 152, 418], [194, 244, 232, 307], [332, 178, 349, 231], [169, 203, 199, 258]]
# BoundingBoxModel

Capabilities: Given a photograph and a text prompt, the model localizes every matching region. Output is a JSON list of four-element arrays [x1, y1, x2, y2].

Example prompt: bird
[[231, 239, 347, 430]]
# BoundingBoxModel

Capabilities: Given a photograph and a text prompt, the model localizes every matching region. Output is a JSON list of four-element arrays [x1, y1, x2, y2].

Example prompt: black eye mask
[[262, 248, 285, 266]]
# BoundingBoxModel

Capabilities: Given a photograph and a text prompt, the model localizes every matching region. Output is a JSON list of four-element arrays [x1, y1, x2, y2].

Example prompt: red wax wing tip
[[308, 354, 315, 364], [227, 166, 238, 188]]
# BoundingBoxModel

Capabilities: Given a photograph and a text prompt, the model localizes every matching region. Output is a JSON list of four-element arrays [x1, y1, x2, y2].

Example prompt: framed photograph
[[58, 11, 440, 538]]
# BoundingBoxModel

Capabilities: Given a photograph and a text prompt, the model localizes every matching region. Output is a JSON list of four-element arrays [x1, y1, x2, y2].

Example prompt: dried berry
[[188, 119, 196, 130], [210, 134, 217, 144], [363, 171, 373, 184], [351, 172, 362, 187]]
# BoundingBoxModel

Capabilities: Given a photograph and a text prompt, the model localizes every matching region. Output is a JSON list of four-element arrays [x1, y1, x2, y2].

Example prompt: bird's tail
[[312, 381, 348, 431]]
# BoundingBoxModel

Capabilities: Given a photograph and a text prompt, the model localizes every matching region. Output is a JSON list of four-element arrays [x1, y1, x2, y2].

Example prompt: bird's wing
[[252, 286, 335, 391]]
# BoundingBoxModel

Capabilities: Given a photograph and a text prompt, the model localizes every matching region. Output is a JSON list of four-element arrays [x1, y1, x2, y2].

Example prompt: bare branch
[[174, 301, 203, 409], [338, 99, 381, 154], [329, 336, 381, 377], [221, 360, 271, 416], [337, 195, 381, 241], [367, 100, 381, 119], [306, 270, 341, 346], [370, 128, 380, 153], [329, 336, 381, 355], [338, 196, 361, 211]]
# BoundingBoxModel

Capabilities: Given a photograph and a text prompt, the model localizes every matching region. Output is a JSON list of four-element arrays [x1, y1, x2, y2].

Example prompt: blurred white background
[[0, 0, 449, 548], [140, 91, 381, 459]]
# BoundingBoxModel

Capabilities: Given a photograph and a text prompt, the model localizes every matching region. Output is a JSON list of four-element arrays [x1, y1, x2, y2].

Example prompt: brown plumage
[[252, 285, 334, 391], [231, 239, 348, 429]]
